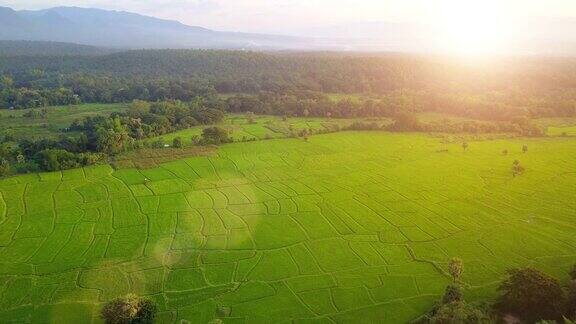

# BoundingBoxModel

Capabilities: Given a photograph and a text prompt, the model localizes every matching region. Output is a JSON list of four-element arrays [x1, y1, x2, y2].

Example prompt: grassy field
[[0, 131, 575, 323], [0, 104, 128, 140], [547, 126, 576, 137], [150, 114, 389, 145]]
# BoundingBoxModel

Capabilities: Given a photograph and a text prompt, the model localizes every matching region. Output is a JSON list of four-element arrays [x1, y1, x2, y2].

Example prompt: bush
[[200, 127, 231, 145], [512, 160, 525, 176], [430, 301, 493, 324], [496, 267, 566, 322], [442, 284, 463, 304], [172, 137, 183, 148], [388, 112, 421, 132], [0, 158, 10, 176], [151, 139, 165, 149], [100, 294, 156, 324]]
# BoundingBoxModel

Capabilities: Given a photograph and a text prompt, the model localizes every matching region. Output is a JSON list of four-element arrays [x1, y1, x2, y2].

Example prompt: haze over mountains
[[0, 5, 575, 54], [0, 6, 314, 49]]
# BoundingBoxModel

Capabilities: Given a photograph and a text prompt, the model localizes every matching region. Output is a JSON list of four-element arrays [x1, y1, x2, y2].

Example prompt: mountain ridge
[[0, 5, 312, 50]]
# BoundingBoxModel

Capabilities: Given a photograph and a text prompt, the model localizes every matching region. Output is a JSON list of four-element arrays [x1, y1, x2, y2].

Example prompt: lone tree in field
[[201, 127, 231, 145], [246, 111, 256, 124], [512, 160, 525, 177], [448, 258, 463, 283], [522, 144, 528, 153], [101, 294, 157, 324], [496, 267, 566, 323]]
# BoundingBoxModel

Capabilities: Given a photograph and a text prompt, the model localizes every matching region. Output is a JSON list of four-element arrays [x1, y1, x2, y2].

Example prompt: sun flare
[[433, 0, 513, 55]]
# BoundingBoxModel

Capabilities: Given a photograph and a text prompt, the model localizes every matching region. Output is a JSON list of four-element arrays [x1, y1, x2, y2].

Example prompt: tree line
[[1, 50, 576, 118]]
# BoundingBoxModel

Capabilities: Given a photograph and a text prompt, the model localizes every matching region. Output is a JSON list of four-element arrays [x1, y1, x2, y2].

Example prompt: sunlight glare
[[433, 0, 513, 56]]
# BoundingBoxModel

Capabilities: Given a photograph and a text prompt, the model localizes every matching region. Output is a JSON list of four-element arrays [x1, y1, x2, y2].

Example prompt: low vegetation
[[100, 294, 156, 324]]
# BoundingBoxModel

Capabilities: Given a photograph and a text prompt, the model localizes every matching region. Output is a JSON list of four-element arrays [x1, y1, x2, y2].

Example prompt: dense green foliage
[[1, 50, 576, 119], [496, 268, 566, 322]]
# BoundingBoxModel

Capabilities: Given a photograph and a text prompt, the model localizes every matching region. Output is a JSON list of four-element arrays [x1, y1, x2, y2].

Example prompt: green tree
[[430, 301, 492, 324], [0, 75, 13, 90], [496, 267, 566, 322], [201, 127, 231, 145], [246, 111, 256, 124], [388, 112, 421, 132], [0, 159, 10, 177]]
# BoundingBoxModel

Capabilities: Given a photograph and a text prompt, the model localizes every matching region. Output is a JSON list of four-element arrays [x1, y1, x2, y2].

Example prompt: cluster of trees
[[421, 259, 576, 323], [0, 99, 224, 176], [343, 112, 543, 136], [100, 294, 156, 324], [0, 75, 81, 109], [225, 93, 550, 132]]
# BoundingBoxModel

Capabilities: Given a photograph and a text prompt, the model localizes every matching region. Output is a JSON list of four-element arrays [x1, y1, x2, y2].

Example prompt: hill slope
[[0, 6, 311, 49]]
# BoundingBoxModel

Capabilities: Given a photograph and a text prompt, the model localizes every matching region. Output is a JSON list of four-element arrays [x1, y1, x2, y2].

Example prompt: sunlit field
[[1, 131, 574, 323], [150, 114, 390, 144], [0, 104, 128, 140]]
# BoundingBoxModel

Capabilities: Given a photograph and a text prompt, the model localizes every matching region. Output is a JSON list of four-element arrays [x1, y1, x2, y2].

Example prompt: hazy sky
[[2, 0, 576, 35]]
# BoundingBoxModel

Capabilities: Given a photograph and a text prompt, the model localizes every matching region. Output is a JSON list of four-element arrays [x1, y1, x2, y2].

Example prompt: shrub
[[100, 294, 156, 324], [246, 111, 256, 124], [200, 127, 231, 145], [496, 267, 566, 322], [151, 139, 165, 149], [388, 112, 421, 132], [430, 301, 492, 324], [0, 158, 10, 176], [512, 160, 525, 176], [442, 284, 463, 304], [172, 137, 183, 148]]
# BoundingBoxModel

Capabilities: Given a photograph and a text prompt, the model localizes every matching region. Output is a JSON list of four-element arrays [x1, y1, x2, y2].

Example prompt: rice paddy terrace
[[0, 132, 575, 323]]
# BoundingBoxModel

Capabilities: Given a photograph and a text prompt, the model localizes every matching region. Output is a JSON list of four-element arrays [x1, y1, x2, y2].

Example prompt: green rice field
[[0, 132, 575, 323]]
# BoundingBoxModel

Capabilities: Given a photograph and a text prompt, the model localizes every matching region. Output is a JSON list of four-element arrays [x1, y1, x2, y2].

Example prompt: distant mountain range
[[0, 6, 575, 55], [0, 6, 317, 50]]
